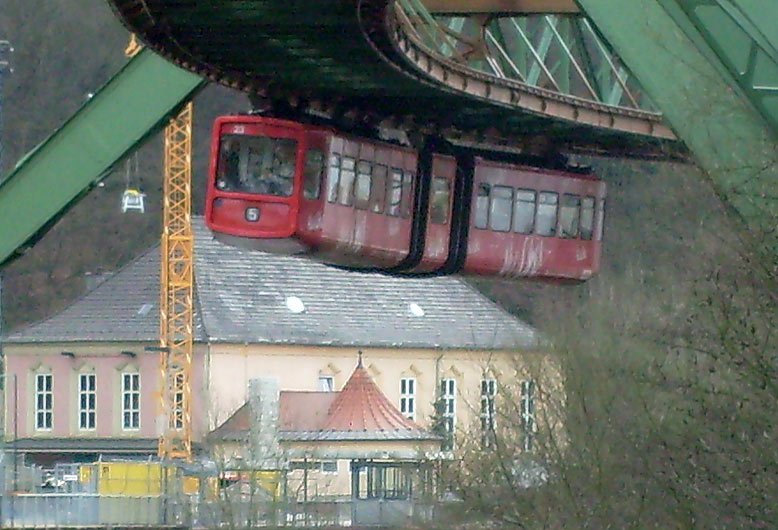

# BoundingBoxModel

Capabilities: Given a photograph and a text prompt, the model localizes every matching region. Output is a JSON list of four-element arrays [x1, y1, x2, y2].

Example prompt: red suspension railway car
[[205, 116, 606, 281]]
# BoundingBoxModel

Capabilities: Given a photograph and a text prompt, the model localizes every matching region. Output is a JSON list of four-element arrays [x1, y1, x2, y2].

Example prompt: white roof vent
[[137, 303, 153, 316], [285, 296, 306, 314], [408, 303, 425, 317]]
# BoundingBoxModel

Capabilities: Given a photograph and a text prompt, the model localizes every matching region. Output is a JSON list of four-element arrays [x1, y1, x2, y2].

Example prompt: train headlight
[[245, 207, 260, 222]]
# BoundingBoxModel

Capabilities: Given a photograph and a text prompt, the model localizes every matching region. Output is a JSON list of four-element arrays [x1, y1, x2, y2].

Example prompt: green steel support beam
[[0, 48, 205, 266], [734, 1, 778, 51], [576, 0, 778, 259], [666, 0, 778, 134]]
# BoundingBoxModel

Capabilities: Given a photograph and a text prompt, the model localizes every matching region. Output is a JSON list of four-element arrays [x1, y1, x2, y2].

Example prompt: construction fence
[[0, 460, 448, 528]]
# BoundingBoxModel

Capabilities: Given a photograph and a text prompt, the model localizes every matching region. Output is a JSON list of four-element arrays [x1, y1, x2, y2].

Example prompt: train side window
[[387, 169, 403, 216], [371, 164, 387, 214], [355, 161, 372, 210], [401, 173, 414, 218], [474, 184, 490, 230], [560, 194, 581, 238], [535, 192, 558, 236], [430, 177, 450, 225], [490, 186, 513, 232], [514, 189, 536, 234], [596, 198, 606, 241], [327, 154, 341, 203], [338, 156, 356, 206], [580, 196, 595, 240], [303, 149, 325, 200]]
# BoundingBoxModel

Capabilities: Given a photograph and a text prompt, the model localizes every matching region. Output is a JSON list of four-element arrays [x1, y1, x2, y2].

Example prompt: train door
[[375, 145, 416, 268], [354, 143, 401, 267], [416, 154, 456, 272], [351, 142, 375, 259], [322, 137, 360, 259], [296, 130, 330, 242]]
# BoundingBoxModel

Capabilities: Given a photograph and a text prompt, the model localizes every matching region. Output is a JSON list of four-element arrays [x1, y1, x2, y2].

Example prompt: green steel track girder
[[576, 0, 778, 258], [108, 0, 680, 158], [662, 0, 778, 135], [0, 48, 205, 267]]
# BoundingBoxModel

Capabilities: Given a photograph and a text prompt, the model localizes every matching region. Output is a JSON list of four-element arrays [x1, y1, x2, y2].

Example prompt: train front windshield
[[216, 134, 297, 197]]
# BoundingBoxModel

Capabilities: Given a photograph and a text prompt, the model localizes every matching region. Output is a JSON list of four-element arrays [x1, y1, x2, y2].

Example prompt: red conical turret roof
[[323, 356, 421, 432]]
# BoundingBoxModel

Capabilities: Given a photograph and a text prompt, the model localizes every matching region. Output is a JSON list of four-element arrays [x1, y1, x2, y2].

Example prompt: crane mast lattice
[[126, 34, 194, 460], [159, 101, 194, 460]]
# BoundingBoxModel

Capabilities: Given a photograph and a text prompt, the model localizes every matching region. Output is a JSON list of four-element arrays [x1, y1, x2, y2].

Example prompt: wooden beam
[[421, 0, 579, 15]]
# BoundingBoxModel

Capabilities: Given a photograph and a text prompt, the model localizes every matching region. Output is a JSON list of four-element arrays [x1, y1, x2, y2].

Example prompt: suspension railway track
[[108, 0, 684, 160]]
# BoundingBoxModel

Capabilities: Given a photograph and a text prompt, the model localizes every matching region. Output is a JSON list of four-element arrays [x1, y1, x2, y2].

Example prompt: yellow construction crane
[[159, 101, 194, 460], [127, 35, 194, 461]]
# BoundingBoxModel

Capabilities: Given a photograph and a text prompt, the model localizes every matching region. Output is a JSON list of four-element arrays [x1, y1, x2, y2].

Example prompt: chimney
[[248, 377, 282, 469]]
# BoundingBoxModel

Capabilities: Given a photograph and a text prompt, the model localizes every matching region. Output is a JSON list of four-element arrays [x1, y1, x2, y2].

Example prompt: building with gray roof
[[7, 218, 540, 350], [3, 217, 546, 467]]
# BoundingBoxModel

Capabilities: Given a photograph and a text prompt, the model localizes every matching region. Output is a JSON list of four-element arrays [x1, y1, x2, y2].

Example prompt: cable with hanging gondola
[[120, 152, 146, 214]]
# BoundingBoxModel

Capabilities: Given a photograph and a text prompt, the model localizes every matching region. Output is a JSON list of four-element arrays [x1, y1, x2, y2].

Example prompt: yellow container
[[254, 470, 282, 501], [96, 462, 163, 495]]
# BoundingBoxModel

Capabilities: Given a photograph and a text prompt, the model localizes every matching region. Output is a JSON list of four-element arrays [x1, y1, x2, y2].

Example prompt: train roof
[[216, 114, 416, 152], [5, 218, 542, 351]]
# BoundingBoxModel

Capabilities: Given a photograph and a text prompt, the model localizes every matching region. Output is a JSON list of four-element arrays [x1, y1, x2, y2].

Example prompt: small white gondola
[[121, 189, 146, 213]]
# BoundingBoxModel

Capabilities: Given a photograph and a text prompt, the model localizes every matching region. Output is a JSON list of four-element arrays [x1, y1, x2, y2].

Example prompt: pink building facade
[[5, 344, 206, 440], [2, 247, 210, 465], [3, 343, 206, 465]]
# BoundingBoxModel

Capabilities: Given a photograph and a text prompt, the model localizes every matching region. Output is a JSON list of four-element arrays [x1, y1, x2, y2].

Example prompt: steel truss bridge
[[1, 0, 777, 266]]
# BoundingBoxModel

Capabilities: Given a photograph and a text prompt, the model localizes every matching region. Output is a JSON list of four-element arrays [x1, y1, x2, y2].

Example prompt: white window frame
[[78, 373, 96, 431], [318, 376, 334, 392], [400, 377, 416, 421], [35, 373, 53, 431], [521, 380, 536, 451], [122, 372, 141, 430], [480, 378, 496, 446], [441, 378, 456, 450], [320, 460, 338, 474]]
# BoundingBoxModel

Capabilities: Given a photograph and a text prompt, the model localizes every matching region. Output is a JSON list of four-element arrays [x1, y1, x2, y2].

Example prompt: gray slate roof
[[7, 218, 540, 350], [4, 247, 207, 343]]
